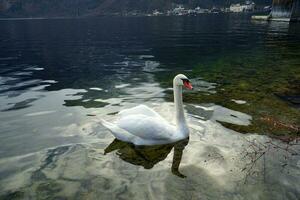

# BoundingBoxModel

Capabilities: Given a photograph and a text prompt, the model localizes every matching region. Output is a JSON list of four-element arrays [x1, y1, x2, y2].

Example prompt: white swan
[[101, 74, 193, 145]]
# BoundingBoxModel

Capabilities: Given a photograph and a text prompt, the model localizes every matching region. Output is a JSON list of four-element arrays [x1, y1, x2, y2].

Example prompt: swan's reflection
[[104, 138, 189, 178]]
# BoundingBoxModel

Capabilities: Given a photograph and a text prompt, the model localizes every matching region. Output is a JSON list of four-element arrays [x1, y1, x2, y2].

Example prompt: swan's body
[[101, 74, 193, 145]]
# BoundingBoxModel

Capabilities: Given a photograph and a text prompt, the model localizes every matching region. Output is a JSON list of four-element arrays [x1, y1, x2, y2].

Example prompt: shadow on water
[[104, 138, 189, 178]]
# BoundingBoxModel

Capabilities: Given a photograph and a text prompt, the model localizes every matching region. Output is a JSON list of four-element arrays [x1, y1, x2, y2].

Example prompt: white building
[[152, 10, 163, 16], [244, 1, 255, 11], [230, 1, 255, 12], [230, 4, 243, 12], [173, 5, 187, 15]]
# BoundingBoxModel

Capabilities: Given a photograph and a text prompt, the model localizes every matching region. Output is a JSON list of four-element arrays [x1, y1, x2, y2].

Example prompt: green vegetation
[[190, 53, 299, 136], [160, 50, 299, 137]]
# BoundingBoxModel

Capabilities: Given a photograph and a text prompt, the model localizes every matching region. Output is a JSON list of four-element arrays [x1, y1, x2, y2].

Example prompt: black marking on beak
[[181, 78, 190, 82]]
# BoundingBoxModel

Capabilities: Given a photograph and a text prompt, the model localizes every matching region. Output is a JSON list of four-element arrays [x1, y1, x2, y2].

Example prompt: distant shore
[[0, 12, 267, 21]]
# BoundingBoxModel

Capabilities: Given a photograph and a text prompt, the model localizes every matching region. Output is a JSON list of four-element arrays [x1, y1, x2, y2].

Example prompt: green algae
[[188, 52, 300, 136], [158, 49, 300, 137], [0, 191, 25, 200]]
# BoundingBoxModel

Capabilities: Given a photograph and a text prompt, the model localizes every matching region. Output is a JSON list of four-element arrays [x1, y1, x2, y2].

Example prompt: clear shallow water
[[0, 15, 299, 199]]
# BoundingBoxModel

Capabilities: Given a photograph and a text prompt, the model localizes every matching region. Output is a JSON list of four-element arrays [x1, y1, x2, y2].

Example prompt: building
[[172, 5, 187, 15], [252, 0, 300, 21], [271, 0, 300, 19], [230, 1, 255, 12], [230, 4, 244, 12], [152, 10, 163, 16], [244, 1, 256, 11]]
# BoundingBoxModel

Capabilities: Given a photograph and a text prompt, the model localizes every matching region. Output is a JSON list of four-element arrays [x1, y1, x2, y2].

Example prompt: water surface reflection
[[0, 15, 299, 199]]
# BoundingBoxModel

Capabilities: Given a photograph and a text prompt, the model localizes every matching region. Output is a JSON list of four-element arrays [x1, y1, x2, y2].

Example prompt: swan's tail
[[100, 119, 136, 143]]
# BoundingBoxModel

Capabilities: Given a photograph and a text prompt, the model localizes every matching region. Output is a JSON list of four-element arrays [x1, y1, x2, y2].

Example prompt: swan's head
[[173, 74, 193, 90]]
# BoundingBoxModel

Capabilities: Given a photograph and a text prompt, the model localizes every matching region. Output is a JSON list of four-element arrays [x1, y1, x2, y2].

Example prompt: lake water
[[0, 14, 299, 199]]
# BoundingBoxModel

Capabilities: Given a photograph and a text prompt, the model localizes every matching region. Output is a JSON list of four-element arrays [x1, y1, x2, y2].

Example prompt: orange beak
[[183, 80, 193, 90]]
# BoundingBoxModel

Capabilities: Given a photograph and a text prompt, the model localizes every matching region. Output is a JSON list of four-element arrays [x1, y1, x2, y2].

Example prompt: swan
[[101, 74, 193, 145]]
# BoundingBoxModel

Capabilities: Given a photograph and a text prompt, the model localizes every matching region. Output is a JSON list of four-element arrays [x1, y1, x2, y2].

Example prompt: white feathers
[[101, 74, 191, 145]]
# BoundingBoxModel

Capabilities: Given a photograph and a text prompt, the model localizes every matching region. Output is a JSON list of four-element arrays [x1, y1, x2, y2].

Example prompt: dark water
[[0, 15, 299, 199]]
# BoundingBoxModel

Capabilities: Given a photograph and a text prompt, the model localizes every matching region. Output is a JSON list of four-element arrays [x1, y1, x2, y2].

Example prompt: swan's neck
[[174, 84, 189, 137]]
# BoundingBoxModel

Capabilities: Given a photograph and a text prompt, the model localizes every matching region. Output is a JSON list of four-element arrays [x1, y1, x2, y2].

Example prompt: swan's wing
[[118, 105, 164, 120], [101, 119, 137, 143], [117, 114, 175, 140]]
